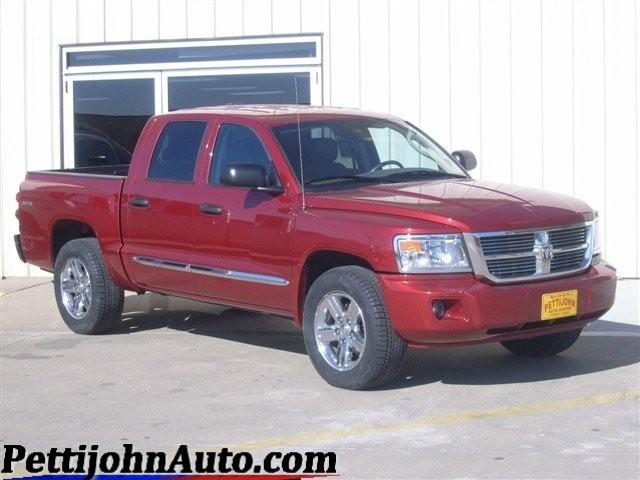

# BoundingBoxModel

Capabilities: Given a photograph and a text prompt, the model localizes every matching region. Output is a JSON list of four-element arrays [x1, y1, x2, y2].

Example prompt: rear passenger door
[[189, 122, 296, 312], [121, 118, 211, 295]]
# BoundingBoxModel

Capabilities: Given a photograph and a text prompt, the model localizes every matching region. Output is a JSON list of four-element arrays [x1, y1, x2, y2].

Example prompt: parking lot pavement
[[1, 277, 638, 479]]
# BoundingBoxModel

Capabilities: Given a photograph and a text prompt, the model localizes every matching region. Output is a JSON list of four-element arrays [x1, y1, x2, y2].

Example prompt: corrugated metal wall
[[1, 0, 639, 278]]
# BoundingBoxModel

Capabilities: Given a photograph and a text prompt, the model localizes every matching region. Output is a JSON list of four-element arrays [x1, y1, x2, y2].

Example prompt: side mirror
[[451, 150, 477, 171], [220, 163, 284, 194]]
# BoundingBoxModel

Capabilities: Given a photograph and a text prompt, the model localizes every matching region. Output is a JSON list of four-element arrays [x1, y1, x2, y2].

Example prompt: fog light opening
[[431, 300, 447, 320]]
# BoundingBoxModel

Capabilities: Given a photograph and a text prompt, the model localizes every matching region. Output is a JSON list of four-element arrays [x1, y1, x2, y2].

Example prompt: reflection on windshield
[[272, 118, 466, 188]]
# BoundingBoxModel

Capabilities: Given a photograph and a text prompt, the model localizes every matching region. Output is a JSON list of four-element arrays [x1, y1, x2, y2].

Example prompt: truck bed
[[17, 167, 128, 274], [39, 163, 130, 177]]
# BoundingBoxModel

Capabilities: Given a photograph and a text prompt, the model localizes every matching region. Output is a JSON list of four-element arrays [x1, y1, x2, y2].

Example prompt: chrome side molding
[[188, 264, 289, 286], [132, 256, 289, 286], [133, 256, 188, 272]]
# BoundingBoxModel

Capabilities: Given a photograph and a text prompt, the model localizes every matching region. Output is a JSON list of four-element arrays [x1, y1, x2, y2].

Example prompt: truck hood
[[305, 179, 594, 232]]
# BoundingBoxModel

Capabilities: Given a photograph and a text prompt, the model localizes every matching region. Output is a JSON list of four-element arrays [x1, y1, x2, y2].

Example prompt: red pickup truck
[[15, 105, 617, 389]]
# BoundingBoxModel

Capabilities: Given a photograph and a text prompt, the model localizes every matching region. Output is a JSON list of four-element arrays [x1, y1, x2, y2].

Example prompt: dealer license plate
[[541, 289, 578, 320]]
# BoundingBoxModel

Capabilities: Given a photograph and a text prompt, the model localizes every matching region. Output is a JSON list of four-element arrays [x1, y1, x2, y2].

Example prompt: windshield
[[272, 118, 467, 188]]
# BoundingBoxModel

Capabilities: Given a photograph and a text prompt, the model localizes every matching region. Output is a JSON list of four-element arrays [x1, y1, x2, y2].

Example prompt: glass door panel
[[163, 67, 321, 111], [63, 73, 161, 168]]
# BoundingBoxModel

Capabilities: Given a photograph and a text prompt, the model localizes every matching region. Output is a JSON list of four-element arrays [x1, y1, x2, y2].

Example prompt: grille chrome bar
[[483, 242, 589, 259], [463, 222, 594, 283]]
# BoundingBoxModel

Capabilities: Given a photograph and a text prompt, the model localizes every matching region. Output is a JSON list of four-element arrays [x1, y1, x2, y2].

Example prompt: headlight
[[393, 234, 471, 273], [592, 214, 602, 262]]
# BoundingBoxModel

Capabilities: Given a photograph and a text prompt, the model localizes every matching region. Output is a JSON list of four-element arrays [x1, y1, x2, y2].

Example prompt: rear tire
[[501, 329, 582, 357], [54, 238, 124, 334], [303, 266, 407, 389]]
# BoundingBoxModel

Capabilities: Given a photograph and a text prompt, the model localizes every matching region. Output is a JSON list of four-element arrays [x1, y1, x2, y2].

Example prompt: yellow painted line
[[1, 389, 637, 480], [229, 388, 640, 451]]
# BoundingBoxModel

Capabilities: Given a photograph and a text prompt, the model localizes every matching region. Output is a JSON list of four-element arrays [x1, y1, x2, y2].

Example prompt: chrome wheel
[[60, 257, 92, 320], [314, 291, 366, 371]]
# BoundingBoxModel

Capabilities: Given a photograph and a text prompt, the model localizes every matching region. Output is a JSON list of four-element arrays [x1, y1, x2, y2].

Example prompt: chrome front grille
[[548, 226, 588, 248], [485, 255, 537, 279], [467, 223, 594, 283], [480, 233, 535, 256], [551, 248, 588, 272]]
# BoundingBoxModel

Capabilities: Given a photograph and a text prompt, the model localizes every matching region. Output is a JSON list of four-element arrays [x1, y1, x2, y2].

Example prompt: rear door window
[[147, 121, 207, 182]]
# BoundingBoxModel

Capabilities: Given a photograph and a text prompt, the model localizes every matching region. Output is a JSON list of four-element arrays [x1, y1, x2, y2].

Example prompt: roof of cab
[[161, 104, 400, 125]]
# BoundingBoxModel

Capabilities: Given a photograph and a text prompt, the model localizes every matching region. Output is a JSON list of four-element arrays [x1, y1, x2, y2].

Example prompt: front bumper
[[378, 262, 617, 346]]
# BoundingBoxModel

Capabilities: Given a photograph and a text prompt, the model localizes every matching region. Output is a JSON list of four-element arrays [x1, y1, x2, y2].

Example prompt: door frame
[[60, 34, 324, 169]]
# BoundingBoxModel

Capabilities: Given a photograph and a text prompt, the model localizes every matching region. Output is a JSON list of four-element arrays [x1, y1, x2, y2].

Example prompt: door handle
[[199, 203, 224, 215], [129, 196, 150, 208]]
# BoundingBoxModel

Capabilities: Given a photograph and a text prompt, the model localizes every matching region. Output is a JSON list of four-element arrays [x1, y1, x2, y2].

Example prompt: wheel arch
[[294, 249, 375, 326], [51, 219, 97, 263]]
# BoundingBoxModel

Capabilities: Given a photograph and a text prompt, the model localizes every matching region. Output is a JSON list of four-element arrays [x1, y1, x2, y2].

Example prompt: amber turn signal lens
[[397, 239, 423, 253]]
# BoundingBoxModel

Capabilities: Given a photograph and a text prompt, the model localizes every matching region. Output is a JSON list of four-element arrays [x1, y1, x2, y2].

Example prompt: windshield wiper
[[304, 175, 384, 186], [381, 169, 467, 181]]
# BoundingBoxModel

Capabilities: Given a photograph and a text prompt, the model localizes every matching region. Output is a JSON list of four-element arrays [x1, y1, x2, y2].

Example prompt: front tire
[[302, 266, 407, 389], [501, 329, 582, 357], [54, 238, 124, 334]]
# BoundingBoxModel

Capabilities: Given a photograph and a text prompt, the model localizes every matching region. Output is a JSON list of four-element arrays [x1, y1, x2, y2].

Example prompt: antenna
[[294, 76, 306, 210]]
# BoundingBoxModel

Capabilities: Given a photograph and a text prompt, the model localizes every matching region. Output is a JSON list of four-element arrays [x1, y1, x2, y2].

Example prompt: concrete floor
[[1, 277, 638, 479]]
